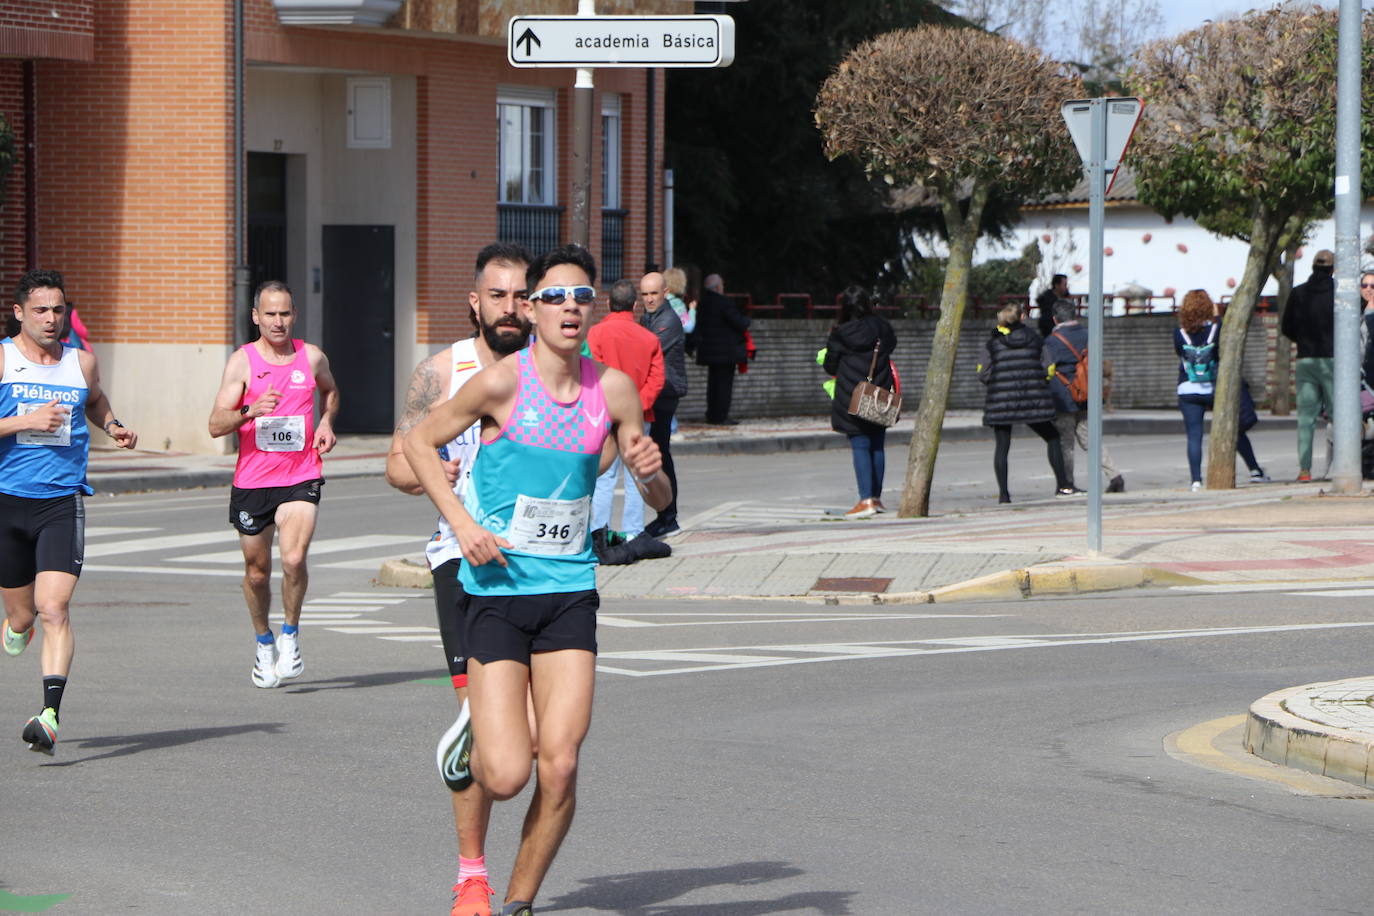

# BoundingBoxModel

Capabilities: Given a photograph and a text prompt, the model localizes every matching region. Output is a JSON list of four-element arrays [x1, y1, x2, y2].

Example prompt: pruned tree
[[816, 26, 1083, 516], [1127, 7, 1374, 488]]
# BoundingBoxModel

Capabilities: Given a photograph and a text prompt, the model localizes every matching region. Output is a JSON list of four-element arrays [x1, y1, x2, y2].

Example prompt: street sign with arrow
[[507, 15, 735, 69]]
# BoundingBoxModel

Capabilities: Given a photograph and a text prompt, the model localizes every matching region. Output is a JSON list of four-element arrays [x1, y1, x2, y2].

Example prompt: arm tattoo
[[396, 360, 443, 434]]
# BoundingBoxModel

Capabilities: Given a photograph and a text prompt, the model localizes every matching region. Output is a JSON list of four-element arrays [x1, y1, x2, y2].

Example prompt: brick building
[[0, 0, 672, 450]]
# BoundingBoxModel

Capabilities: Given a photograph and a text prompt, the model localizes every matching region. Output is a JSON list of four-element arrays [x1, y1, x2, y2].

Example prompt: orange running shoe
[[451, 875, 494, 916]]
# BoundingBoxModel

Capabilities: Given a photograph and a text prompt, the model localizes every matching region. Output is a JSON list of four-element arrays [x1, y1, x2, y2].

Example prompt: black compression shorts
[[229, 478, 323, 536], [0, 491, 85, 587], [432, 558, 469, 677], [465, 589, 599, 666]]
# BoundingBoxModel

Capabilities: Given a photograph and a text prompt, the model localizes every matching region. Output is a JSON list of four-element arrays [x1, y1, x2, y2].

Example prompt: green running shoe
[[3, 620, 32, 657], [437, 699, 473, 792], [22, 707, 58, 755]]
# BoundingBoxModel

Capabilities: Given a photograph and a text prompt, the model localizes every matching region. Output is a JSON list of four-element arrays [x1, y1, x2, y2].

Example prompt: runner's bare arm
[[208, 349, 270, 437], [309, 345, 339, 455], [601, 367, 671, 511], [386, 349, 460, 494], [78, 350, 137, 449], [403, 364, 515, 567]]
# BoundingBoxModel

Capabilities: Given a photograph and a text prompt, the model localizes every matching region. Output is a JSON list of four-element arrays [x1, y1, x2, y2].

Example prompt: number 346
[[537, 523, 571, 540]]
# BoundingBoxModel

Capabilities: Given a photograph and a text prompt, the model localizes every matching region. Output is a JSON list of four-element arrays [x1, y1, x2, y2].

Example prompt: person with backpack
[[1043, 299, 1125, 494], [1175, 289, 1269, 491]]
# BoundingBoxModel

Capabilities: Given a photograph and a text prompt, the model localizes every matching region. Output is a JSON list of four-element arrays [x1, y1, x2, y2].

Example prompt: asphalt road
[[2, 442, 1368, 915]]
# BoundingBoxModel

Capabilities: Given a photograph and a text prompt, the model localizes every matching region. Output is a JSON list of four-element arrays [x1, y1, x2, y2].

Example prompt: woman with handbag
[[823, 285, 898, 519], [979, 303, 1074, 503], [1174, 289, 1269, 490]]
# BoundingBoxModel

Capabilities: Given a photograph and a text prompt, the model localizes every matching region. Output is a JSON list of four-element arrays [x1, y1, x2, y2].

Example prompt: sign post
[[508, 9, 735, 256], [1060, 97, 1143, 553]]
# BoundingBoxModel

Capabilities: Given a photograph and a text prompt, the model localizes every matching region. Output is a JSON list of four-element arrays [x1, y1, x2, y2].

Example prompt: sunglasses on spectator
[[1362, 282, 1374, 289], [528, 285, 596, 304]]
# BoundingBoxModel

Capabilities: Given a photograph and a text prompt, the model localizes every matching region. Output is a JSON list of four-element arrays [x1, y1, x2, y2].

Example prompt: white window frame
[[601, 93, 622, 210], [497, 86, 557, 206]]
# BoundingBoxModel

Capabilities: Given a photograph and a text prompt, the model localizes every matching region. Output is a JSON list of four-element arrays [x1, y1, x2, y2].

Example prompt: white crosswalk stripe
[[83, 521, 422, 577]]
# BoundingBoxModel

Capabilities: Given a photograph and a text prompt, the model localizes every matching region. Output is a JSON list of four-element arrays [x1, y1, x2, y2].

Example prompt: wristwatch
[[240, 405, 251, 415], [104, 419, 125, 434]]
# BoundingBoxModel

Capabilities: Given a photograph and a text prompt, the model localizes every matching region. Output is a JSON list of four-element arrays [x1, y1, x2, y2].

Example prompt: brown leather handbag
[[847, 341, 901, 427]]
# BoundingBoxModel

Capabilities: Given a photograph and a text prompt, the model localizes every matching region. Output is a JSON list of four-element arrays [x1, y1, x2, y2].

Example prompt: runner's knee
[[480, 755, 534, 800], [534, 746, 579, 797], [279, 550, 308, 577]]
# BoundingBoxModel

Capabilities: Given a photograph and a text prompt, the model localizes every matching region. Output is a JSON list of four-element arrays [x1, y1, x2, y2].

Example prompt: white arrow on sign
[[508, 15, 735, 69], [1061, 97, 1144, 195]]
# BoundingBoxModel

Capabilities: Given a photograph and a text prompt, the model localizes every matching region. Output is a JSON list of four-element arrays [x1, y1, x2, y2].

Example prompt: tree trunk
[[1205, 211, 1282, 489], [1269, 239, 1299, 416], [898, 183, 987, 516]]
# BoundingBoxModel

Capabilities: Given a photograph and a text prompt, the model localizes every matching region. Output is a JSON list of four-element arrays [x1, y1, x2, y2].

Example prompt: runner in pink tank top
[[208, 281, 339, 690], [234, 339, 321, 488]]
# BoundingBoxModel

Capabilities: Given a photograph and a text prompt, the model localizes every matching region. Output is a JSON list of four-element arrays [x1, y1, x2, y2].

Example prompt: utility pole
[[1329, 0, 1362, 493]]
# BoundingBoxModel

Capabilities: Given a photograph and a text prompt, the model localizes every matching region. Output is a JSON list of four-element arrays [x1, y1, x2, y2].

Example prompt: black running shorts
[[0, 491, 85, 587], [229, 478, 323, 536], [432, 558, 469, 677], [465, 589, 599, 666]]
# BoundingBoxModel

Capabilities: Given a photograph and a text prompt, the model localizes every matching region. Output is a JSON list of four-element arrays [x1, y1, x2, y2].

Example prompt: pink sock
[[458, 855, 487, 881]]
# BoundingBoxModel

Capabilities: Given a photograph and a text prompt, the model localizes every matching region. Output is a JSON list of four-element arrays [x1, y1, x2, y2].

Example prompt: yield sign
[[1061, 97, 1144, 195]]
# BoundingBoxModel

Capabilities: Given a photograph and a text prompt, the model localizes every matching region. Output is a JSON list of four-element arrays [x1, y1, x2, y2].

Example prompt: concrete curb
[[1245, 681, 1374, 790], [377, 557, 433, 589], [878, 562, 1205, 605]]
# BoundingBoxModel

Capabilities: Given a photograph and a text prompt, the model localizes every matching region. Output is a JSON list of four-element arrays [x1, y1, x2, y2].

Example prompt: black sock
[[43, 676, 67, 720]]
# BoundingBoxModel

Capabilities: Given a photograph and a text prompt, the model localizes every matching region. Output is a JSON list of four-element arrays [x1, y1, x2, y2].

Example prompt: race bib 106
[[255, 415, 306, 452]]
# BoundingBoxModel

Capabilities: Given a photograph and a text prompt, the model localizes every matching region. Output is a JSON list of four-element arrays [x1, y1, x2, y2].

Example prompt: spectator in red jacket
[[589, 279, 664, 538]]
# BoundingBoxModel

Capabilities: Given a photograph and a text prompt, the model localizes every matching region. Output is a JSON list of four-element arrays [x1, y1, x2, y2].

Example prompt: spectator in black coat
[[979, 303, 1073, 503], [693, 273, 750, 424], [823, 286, 898, 519], [1281, 249, 1336, 479]]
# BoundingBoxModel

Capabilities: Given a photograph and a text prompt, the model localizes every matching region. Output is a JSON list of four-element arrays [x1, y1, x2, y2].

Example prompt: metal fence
[[497, 204, 563, 257], [600, 208, 626, 284]]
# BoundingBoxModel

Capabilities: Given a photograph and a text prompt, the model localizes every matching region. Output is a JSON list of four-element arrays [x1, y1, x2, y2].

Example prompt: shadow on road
[[281, 668, 450, 694], [40, 722, 287, 766], [543, 861, 853, 915]]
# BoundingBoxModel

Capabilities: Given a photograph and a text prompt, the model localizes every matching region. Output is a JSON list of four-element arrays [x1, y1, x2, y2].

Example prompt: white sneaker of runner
[[252, 641, 280, 689], [275, 631, 304, 680]]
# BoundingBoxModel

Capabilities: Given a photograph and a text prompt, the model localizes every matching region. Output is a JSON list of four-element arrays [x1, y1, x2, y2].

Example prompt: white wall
[[921, 202, 1374, 310]]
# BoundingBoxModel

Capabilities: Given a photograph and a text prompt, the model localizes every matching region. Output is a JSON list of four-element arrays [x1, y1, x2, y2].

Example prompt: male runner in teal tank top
[[404, 245, 670, 916]]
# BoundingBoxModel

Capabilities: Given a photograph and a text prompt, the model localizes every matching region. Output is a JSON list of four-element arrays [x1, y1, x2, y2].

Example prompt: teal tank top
[[459, 350, 612, 595]]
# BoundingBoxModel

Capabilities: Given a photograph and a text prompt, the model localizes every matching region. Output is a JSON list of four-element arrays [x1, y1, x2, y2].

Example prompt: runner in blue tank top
[[0, 269, 139, 755], [404, 245, 670, 916]]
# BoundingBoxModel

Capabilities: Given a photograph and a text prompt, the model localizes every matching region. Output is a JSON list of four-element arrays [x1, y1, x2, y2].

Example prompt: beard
[[480, 314, 532, 356]]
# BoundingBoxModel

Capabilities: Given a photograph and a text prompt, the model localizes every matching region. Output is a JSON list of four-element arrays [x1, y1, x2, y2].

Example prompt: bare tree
[[947, 0, 1163, 88], [816, 26, 1083, 516]]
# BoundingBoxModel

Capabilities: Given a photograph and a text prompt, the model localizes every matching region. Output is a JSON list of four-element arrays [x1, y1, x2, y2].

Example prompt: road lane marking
[[323, 626, 437, 635], [83, 564, 247, 577], [596, 621, 1374, 677], [85, 531, 236, 558], [170, 534, 417, 563], [1165, 715, 1374, 797], [85, 526, 159, 538]]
